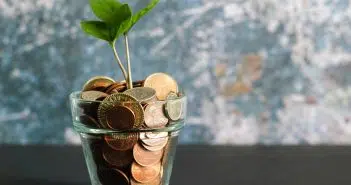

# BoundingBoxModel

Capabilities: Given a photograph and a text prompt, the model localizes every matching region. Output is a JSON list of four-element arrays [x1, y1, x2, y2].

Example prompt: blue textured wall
[[1, 0, 351, 145]]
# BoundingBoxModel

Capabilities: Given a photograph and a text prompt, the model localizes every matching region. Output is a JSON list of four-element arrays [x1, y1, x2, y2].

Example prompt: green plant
[[81, 0, 160, 89]]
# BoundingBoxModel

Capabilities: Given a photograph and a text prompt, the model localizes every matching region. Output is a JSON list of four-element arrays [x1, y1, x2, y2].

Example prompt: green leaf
[[89, 0, 123, 25], [129, 0, 160, 31], [80, 21, 116, 42], [84, 0, 159, 41], [116, 4, 133, 36]]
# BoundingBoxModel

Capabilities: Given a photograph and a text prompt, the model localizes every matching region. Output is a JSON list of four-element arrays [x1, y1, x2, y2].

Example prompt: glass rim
[[70, 91, 187, 104], [70, 91, 186, 134]]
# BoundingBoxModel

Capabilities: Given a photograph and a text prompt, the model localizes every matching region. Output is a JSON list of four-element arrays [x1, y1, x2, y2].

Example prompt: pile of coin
[[77, 73, 184, 185]]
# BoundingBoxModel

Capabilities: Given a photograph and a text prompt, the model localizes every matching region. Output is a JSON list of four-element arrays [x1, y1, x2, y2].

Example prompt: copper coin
[[161, 138, 171, 167], [105, 80, 145, 94], [133, 143, 163, 167], [79, 115, 100, 128], [82, 76, 115, 92], [124, 87, 157, 104], [144, 102, 169, 128], [105, 133, 138, 151], [144, 73, 178, 100], [130, 174, 161, 185], [131, 162, 161, 183], [102, 144, 133, 167], [98, 168, 129, 185], [121, 80, 145, 87], [105, 105, 135, 130], [98, 93, 144, 129], [105, 82, 126, 94], [81, 91, 108, 101]]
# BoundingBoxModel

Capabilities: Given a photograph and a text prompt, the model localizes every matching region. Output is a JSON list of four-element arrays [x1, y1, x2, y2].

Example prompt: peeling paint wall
[[0, 0, 351, 145]]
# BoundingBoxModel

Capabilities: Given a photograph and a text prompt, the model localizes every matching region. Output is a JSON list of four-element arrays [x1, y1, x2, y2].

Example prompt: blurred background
[[0, 0, 351, 145]]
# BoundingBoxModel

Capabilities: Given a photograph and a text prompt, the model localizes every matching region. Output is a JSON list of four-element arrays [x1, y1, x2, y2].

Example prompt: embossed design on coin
[[98, 168, 129, 185], [98, 93, 144, 129], [144, 102, 168, 128], [105, 105, 135, 130], [131, 162, 161, 183], [133, 143, 163, 167], [82, 76, 115, 92], [102, 144, 133, 167], [104, 133, 138, 151], [124, 87, 157, 103], [144, 73, 178, 100], [81, 91, 108, 101]]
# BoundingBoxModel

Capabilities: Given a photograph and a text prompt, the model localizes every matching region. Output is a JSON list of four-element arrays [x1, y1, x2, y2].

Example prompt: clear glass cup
[[70, 91, 186, 185]]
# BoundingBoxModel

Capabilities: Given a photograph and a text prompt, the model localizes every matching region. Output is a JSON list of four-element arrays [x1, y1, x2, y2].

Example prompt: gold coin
[[98, 93, 144, 129], [104, 133, 138, 151], [144, 73, 178, 101], [124, 87, 157, 104], [82, 76, 115, 92]]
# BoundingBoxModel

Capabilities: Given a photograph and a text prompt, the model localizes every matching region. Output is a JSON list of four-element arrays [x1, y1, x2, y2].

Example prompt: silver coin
[[141, 135, 169, 147], [145, 132, 168, 139], [166, 92, 178, 99], [123, 87, 157, 104], [144, 102, 169, 128], [139, 132, 148, 140], [142, 140, 168, 151], [81, 91, 108, 101], [140, 132, 168, 147], [164, 94, 183, 121]]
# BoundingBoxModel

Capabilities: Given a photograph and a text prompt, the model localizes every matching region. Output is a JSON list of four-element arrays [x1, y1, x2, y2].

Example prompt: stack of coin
[[78, 73, 184, 185]]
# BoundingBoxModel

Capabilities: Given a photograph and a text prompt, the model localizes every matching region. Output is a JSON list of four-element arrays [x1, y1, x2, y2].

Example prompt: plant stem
[[111, 42, 129, 87], [124, 34, 133, 89]]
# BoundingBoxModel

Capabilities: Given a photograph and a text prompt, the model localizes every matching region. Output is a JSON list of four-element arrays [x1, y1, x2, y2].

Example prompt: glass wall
[[0, 0, 350, 144]]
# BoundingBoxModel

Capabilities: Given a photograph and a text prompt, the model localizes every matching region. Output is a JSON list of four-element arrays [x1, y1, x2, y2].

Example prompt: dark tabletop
[[0, 145, 351, 185]]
